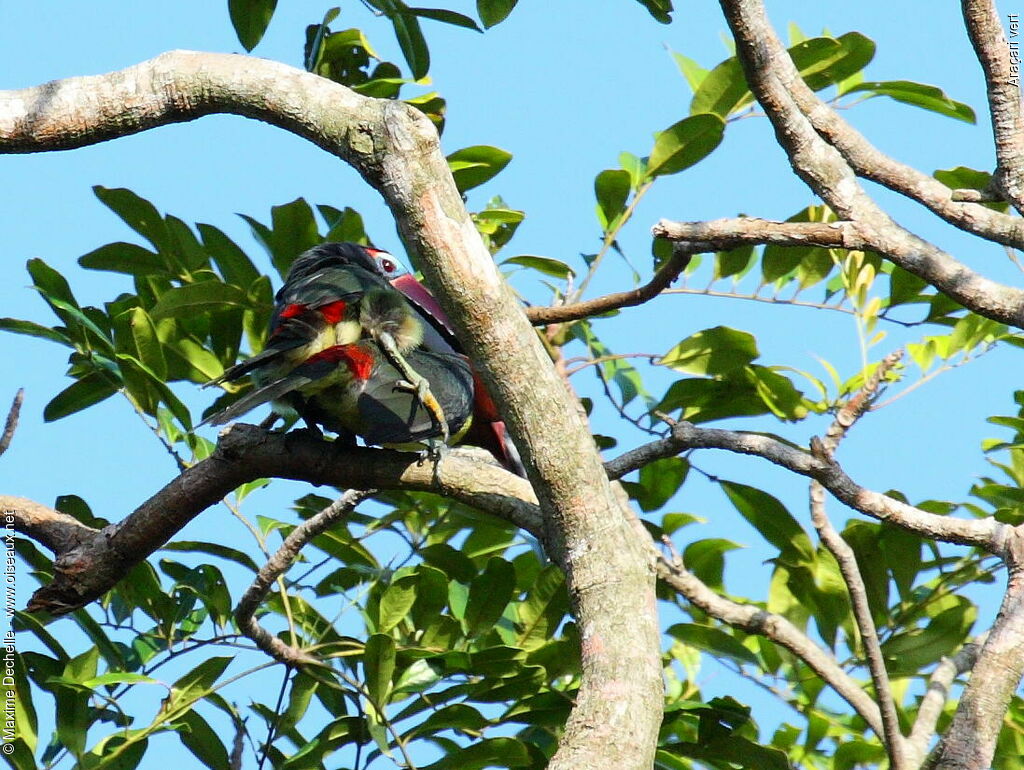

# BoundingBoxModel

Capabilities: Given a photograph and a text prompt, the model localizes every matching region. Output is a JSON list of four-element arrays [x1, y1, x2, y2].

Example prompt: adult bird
[[369, 251, 526, 476], [205, 340, 475, 453], [203, 242, 449, 440]]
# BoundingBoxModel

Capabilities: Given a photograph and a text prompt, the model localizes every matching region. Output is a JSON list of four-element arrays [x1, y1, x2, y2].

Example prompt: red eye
[[381, 259, 396, 273]]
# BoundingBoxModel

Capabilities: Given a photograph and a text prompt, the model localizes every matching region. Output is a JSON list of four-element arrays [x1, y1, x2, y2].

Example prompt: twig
[[256, 666, 293, 770], [962, 0, 1024, 214], [235, 490, 375, 665], [524, 242, 695, 325], [0, 389, 23, 458], [809, 351, 908, 767]]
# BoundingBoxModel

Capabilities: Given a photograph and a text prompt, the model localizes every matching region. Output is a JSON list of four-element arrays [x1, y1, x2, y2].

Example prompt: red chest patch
[[278, 303, 307, 320], [318, 300, 347, 325], [306, 344, 375, 381]]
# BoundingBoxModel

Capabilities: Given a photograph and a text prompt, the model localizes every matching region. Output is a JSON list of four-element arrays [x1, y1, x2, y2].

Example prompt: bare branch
[[524, 243, 694, 325], [0, 495, 96, 555], [235, 490, 375, 666], [17, 424, 541, 616], [962, 0, 1024, 213], [652, 545, 885, 737], [0, 389, 23, 457], [606, 421, 1010, 554], [907, 635, 985, 765], [653, 217, 860, 250], [809, 351, 907, 768], [718, 0, 1024, 329]]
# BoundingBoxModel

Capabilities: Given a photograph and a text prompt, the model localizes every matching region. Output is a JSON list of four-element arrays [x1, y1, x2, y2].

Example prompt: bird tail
[[200, 372, 311, 426]]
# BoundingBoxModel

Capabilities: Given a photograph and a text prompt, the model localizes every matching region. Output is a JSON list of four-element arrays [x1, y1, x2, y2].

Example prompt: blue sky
[[2, 0, 1020, 761]]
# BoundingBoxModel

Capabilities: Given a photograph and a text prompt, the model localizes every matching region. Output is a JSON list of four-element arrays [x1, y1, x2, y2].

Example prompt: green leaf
[[421, 737, 532, 769], [625, 457, 689, 512], [168, 656, 233, 707], [692, 33, 874, 118], [44, 372, 119, 421], [363, 634, 396, 707], [671, 50, 709, 93], [660, 326, 759, 375], [515, 566, 569, 650], [173, 710, 231, 770], [79, 673, 159, 688], [378, 575, 418, 633], [501, 255, 575, 279], [711, 244, 754, 282], [79, 242, 167, 276], [162, 541, 260, 572], [411, 7, 482, 31], [93, 186, 171, 254], [683, 538, 742, 591], [477, 0, 518, 28], [720, 481, 812, 557], [447, 145, 513, 193], [127, 307, 167, 380], [594, 169, 632, 229], [149, 282, 249, 320], [0, 318, 71, 345], [844, 80, 976, 123], [391, 8, 430, 80], [633, 0, 673, 24], [464, 557, 516, 637], [647, 114, 725, 179], [669, 623, 758, 666], [198, 224, 261, 289], [229, 0, 277, 51]]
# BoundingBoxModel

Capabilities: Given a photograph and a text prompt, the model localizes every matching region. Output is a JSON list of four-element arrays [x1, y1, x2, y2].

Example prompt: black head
[[285, 242, 394, 282]]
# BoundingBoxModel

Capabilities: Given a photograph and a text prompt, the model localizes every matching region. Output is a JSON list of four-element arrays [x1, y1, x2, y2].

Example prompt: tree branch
[[0, 50, 664, 767], [13, 424, 540, 615], [929, 538, 1024, 768], [0, 495, 95, 555], [907, 634, 984, 765], [727, 4, 1024, 249], [524, 244, 694, 324], [235, 489, 375, 666], [652, 543, 885, 737], [607, 421, 1011, 554], [718, 0, 1024, 330], [809, 351, 908, 769], [962, 0, 1024, 214], [653, 217, 863, 250]]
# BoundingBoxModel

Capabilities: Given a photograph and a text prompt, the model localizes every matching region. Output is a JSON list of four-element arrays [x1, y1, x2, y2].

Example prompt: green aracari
[[205, 340, 475, 450], [203, 242, 450, 441]]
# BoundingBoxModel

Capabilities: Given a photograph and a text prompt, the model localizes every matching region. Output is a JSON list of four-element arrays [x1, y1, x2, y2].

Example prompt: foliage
[[4, 3, 1024, 770]]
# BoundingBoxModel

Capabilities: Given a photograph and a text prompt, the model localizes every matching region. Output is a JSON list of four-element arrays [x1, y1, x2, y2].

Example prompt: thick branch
[[0, 495, 95, 555], [719, 0, 1024, 330], [607, 421, 1010, 554], [15, 424, 540, 615], [962, 0, 1024, 213], [1, 51, 663, 767], [929, 539, 1024, 769]]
